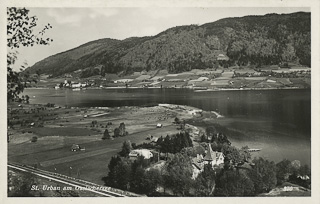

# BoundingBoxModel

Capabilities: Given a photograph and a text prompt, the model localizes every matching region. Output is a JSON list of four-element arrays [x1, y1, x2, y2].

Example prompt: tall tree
[[119, 122, 126, 136], [194, 164, 216, 196], [119, 140, 133, 157], [143, 169, 163, 195], [165, 153, 193, 196], [102, 129, 111, 140], [114, 127, 120, 137], [7, 7, 53, 101], [104, 156, 132, 190]]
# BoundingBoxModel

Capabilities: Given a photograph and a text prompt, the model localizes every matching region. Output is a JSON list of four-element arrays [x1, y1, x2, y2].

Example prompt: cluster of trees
[[102, 122, 128, 140], [105, 150, 306, 197], [114, 122, 128, 137], [214, 157, 311, 196], [104, 152, 212, 196], [276, 159, 311, 189], [103, 155, 162, 195], [201, 126, 231, 145], [156, 132, 193, 154], [104, 134, 311, 197]]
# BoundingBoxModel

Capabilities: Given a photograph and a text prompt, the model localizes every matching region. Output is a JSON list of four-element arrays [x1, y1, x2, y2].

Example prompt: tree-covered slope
[[28, 12, 310, 76]]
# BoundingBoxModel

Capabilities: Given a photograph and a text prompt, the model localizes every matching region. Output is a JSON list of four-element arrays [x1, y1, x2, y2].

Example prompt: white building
[[129, 149, 153, 159], [114, 79, 134, 84]]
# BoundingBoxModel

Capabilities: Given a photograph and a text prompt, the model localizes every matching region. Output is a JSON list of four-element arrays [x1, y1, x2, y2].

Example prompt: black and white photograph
[[2, 0, 320, 202]]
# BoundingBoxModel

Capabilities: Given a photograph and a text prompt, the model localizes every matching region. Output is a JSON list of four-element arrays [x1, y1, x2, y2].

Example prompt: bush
[[31, 136, 38, 142]]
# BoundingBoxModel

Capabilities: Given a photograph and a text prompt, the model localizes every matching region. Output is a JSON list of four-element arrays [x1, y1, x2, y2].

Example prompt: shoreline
[[25, 86, 310, 92]]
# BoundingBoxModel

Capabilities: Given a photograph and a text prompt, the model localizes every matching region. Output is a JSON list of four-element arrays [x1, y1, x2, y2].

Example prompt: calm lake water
[[23, 88, 311, 165]]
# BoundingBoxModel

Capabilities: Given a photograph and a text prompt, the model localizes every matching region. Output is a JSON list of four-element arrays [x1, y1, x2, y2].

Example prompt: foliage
[[130, 158, 162, 195], [158, 132, 193, 154], [239, 146, 251, 162], [143, 169, 163, 195], [276, 159, 294, 185], [248, 157, 277, 194], [102, 129, 111, 140], [7, 7, 52, 101], [105, 153, 162, 196], [8, 171, 37, 197], [221, 145, 242, 168], [206, 126, 217, 139], [164, 153, 193, 196], [181, 145, 206, 157], [214, 169, 255, 196], [174, 117, 181, 124], [119, 140, 133, 157], [31, 136, 38, 142], [119, 122, 127, 136], [91, 120, 97, 127], [114, 127, 120, 137], [113, 123, 127, 137], [104, 156, 132, 190], [194, 164, 217, 196]]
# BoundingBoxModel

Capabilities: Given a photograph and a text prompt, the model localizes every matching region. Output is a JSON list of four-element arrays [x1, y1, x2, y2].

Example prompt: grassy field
[[8, 103, 198, 185]]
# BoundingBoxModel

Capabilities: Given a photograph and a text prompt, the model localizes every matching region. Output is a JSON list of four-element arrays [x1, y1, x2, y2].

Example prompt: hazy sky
[[11, 7, 310, 70]]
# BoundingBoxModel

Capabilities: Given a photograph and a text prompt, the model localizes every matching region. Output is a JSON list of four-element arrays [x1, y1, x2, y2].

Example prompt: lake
[[23, 88, 311, 166]]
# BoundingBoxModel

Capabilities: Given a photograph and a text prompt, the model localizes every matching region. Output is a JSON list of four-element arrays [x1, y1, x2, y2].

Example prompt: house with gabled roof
[[203, 143, 224, 167], [191, 144, 224, 179]]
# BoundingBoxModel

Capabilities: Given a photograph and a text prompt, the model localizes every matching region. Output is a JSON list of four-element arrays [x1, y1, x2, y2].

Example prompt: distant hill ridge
[[27, 12, 310, 77]]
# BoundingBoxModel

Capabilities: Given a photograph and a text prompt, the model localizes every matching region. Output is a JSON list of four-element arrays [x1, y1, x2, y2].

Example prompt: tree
[[214, 169, 255, 196], [114, 127, 120, 137], [239, 146, 251, 162], [7, 7, 53, 101], [200, 134, 207, 142], [248, 157, 277, 194], [299, 164, 311, 177], [119, 140, 133, 157], [276, 159, 293, 185], [91, 120, 97, 127], [222, 145, 242, 168], [165, 153, 193, 196], [205, 126, 217, 140], [104, 156, 132, 190], [119, 122, 127, 136], [174, 117, 181, 124], [288, 164, 311, 189], [142, 169, 163, 195], [194, 164, 216, 196], [112, 158, 132, 190], [129, 166, 146, 193], [102, 129, 111, 140], [181, 145, 206, 157], [103, 156, 121, 186]]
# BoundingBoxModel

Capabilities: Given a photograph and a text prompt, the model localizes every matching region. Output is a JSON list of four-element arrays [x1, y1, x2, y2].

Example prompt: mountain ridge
[[27, 12, 311, 77]]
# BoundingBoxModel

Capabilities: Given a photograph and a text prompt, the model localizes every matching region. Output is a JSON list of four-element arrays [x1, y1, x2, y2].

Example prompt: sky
[[10, 7, 310, 71]]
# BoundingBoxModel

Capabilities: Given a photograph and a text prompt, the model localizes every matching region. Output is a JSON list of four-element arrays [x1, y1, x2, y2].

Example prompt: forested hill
[[27, 12, 310, 77]]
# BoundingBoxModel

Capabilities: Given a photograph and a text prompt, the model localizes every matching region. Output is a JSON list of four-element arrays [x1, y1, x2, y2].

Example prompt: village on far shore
[[25, 62, 310, 91]]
